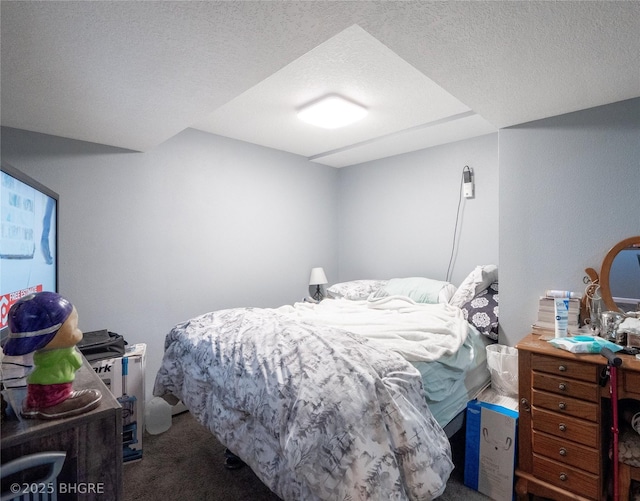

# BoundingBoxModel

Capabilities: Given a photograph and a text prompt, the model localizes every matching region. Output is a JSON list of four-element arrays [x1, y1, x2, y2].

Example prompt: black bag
[[77, 330, 127, 362]]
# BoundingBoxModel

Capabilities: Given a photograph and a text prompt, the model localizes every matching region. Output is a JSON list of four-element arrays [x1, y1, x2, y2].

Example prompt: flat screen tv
[[1, 162, 58, 342]]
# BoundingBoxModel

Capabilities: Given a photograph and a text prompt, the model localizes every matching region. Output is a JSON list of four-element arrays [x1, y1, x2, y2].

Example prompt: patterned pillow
[[460, 282, 499, 340], [449, 265, 498, 308], [326, 280, 388, 300]]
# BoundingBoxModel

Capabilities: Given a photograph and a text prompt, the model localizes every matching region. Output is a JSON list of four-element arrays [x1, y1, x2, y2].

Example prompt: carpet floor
[[123, 411, 489, 500]]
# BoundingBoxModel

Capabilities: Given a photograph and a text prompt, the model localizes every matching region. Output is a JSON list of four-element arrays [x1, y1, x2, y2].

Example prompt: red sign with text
[[1, 285, 43, 329]]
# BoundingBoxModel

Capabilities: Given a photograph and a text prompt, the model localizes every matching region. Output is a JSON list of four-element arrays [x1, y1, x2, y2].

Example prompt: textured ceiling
[[1, 1, 639, 167], [193, 25, 496, 167]]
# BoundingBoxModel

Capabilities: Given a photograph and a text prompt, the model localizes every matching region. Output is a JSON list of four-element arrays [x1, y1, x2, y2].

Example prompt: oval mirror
[[600, 236, 640, 314]]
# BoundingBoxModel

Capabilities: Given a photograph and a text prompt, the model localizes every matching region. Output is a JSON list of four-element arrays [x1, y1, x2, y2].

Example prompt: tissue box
[[90, 343, 146, 462], [464, 398, 518, 501]]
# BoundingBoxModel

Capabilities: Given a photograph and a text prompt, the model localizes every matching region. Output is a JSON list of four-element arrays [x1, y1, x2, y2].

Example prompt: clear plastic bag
[[486, 344, 519, 397]]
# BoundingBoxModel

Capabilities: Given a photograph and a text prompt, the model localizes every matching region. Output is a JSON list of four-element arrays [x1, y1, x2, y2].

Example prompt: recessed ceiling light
[[297, 95, 367, 129]]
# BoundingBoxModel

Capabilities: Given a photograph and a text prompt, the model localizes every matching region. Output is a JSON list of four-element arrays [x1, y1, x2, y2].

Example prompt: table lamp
[[309, 267, 328, 301]]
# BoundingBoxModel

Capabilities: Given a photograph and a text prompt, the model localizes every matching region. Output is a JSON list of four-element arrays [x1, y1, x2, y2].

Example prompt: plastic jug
[[145, 396, 172, 435]]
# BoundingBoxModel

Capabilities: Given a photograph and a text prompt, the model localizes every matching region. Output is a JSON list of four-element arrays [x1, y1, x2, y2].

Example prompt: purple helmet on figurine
[[3, 292, 74, 356]]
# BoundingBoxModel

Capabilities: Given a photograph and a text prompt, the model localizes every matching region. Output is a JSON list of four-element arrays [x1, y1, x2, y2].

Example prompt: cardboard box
[[464, 396, 518, 501], [90, 343, 146, 462]]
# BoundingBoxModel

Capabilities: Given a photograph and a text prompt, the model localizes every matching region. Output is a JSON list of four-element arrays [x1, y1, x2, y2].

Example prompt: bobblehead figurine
[[3, 291, 102, 419]]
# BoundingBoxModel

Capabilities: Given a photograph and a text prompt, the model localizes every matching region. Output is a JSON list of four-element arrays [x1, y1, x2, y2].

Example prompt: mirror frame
[[599, 235, 640, 313]]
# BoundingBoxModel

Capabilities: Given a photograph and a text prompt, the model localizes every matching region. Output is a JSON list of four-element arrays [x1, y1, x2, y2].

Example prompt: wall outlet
[[463, 182, 474, 198]]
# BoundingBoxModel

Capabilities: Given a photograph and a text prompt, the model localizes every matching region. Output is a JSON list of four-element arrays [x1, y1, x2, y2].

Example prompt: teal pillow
[[376, 277, 449, 304]]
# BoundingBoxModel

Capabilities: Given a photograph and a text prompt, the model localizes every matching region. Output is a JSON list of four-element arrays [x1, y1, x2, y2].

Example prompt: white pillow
[[327, 280, 388, 300], [449, 265, 499, 308], [439, 283, 458, 303]]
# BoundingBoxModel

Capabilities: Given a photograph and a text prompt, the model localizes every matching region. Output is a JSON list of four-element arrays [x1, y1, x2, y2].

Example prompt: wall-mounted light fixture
[[297, 95, 367, 129]]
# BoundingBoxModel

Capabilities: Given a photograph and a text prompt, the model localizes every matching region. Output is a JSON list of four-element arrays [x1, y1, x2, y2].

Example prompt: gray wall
[[499, 98, 640, 346], [1, 127, 339, 399], [337, 133, 499, 287]]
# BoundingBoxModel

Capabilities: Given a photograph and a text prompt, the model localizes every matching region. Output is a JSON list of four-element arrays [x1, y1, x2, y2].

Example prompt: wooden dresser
[[1, 356, 123, 500], [516, 333, 640, 501]]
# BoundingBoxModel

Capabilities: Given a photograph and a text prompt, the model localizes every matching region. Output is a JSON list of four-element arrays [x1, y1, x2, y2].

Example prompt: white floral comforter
[[278, 296, 469, 362], [153, 306, 454, 500]]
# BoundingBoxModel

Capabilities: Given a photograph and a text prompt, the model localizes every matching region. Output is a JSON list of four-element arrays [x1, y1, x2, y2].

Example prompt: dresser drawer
[[532, 407, 599, 447], [624, 370, 640, 397], [532, 371, 600, 402], [532, 453, 600, 499], [531, 353, 599, 382], [531, 389, 599, 421], [532, 430, 600, 474]]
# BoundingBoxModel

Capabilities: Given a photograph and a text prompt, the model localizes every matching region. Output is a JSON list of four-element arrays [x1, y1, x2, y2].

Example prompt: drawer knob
[[559, 423, 567, 432], [558, 383, 567, 391], [559, 473, 568, 482], [559, 365, 567, 372], [559, 402, 566, 410], [559, 447, 567, 456]]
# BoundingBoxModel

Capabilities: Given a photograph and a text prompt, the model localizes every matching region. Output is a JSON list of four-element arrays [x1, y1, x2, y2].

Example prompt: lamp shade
[[309, 267, 328, 286]]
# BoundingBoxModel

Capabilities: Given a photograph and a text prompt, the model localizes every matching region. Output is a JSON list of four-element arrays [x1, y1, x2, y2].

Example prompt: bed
[[153, 266, 498, 501]]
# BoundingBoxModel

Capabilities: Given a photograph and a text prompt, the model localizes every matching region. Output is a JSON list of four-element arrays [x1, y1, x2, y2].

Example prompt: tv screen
[[1, 162, 58, 341]]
